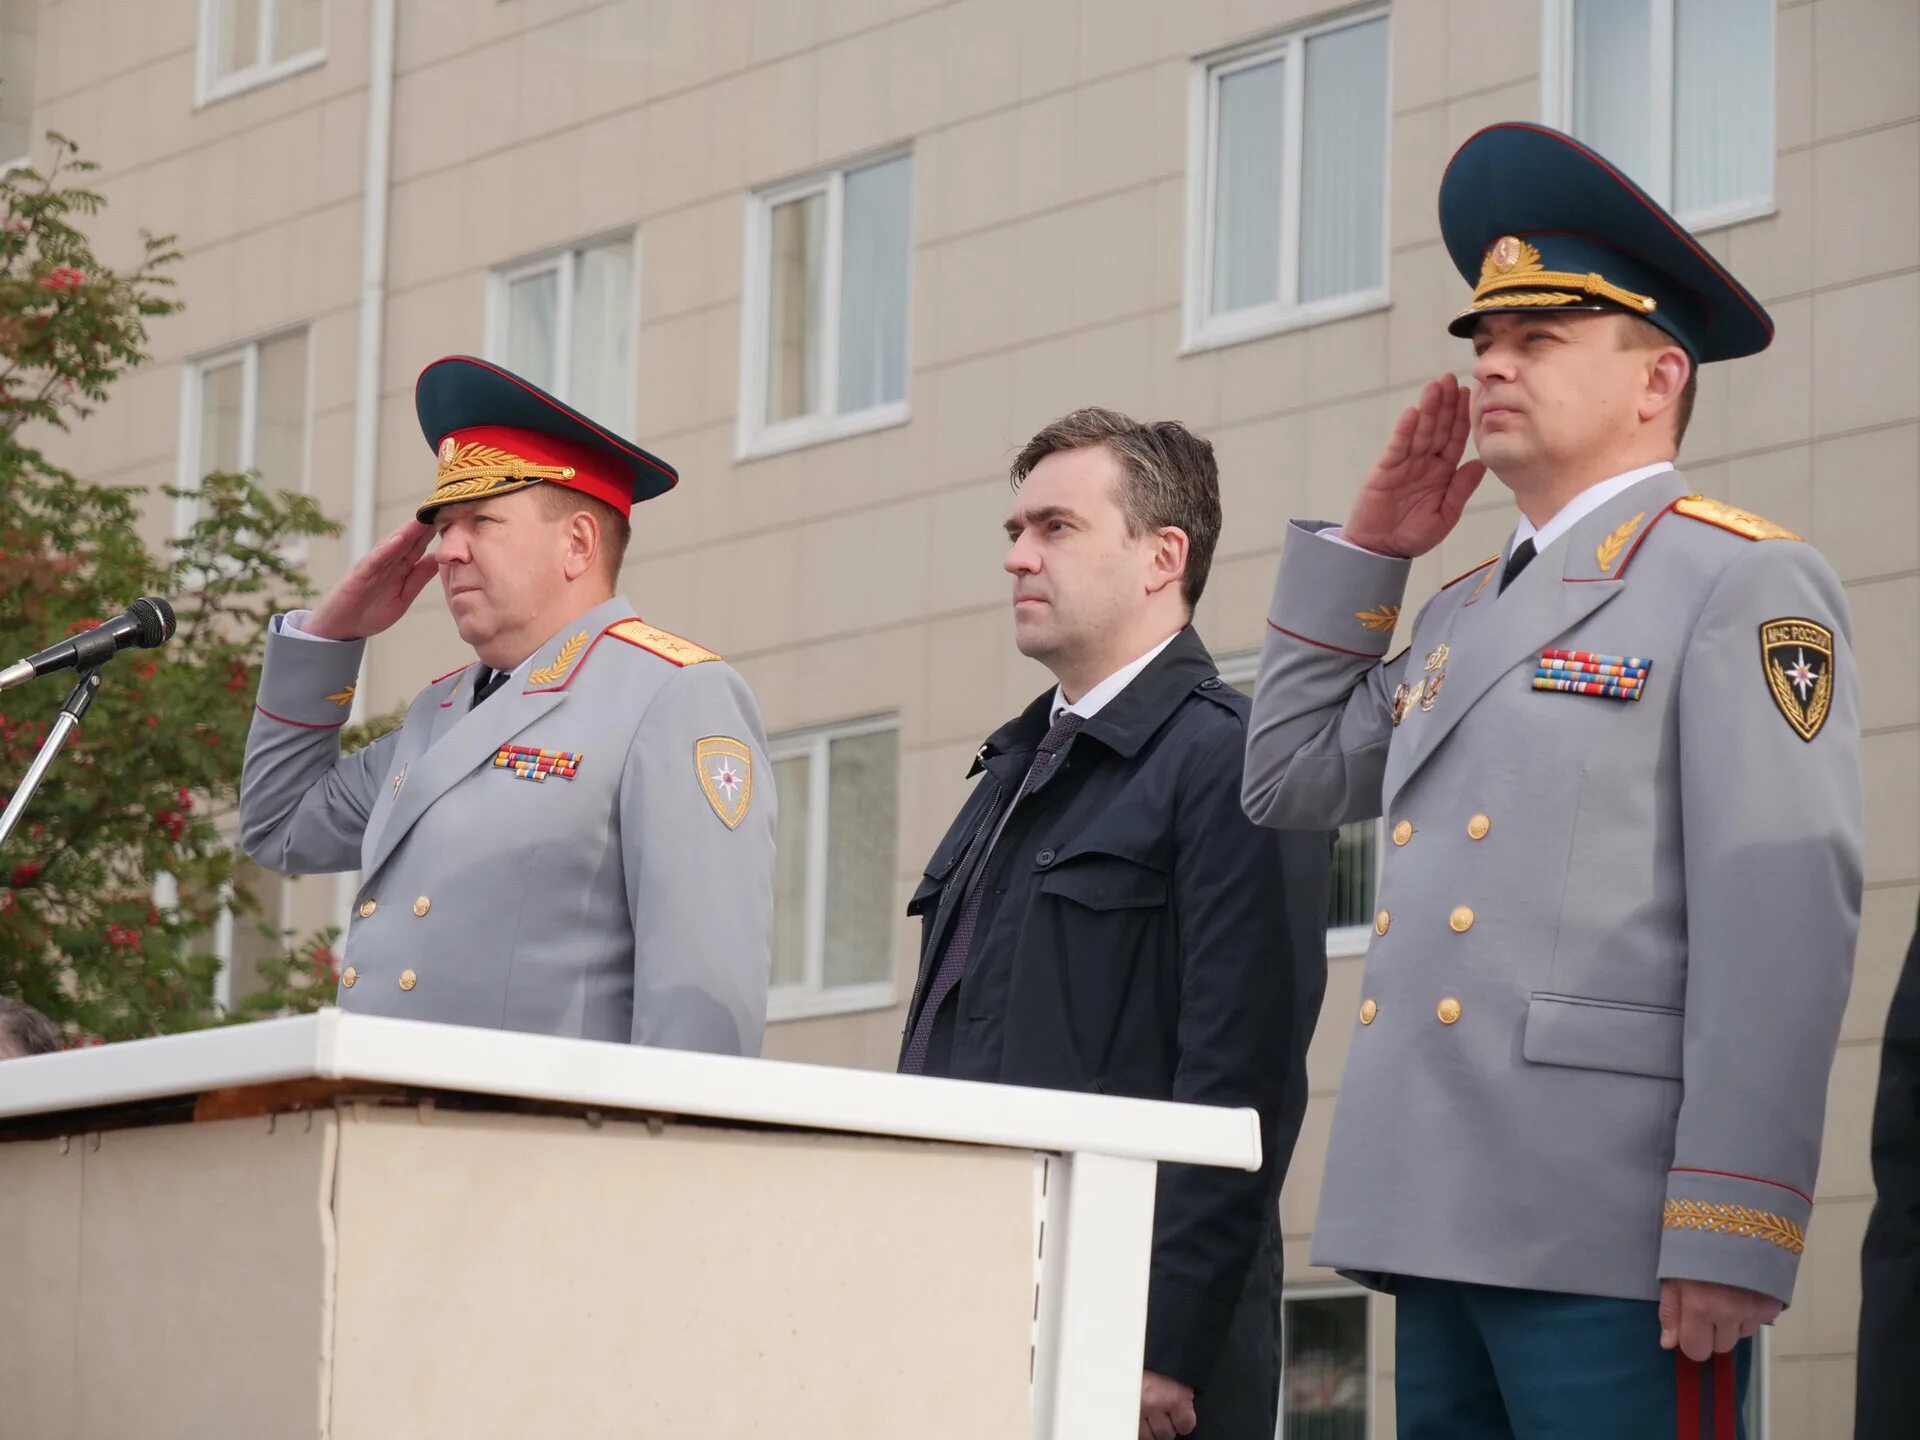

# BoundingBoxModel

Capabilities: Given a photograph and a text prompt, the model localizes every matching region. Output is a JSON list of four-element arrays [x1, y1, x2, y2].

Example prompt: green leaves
[[0, 136, 342, 1043]]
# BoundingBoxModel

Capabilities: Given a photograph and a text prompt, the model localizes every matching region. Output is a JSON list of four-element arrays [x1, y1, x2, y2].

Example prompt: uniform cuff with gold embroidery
[[1268, 521, 1413, 659], [254, 618, 366, 729], [1656, 1167, 1812, 1305]]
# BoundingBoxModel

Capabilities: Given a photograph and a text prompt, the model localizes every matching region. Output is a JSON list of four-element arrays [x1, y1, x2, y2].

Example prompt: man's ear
[[562, 508, 600, 583], [1641, 346, 1691, 427], [1144, 526, 1191, 599]]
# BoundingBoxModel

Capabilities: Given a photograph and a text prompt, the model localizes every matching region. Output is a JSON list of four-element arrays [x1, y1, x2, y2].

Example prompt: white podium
[[0, 1010, 1259, 1439]]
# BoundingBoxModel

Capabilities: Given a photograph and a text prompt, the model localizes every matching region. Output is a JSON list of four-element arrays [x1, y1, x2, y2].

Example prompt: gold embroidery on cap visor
[[417, 438, 580, 518], [1454, 234, 1658, 326]]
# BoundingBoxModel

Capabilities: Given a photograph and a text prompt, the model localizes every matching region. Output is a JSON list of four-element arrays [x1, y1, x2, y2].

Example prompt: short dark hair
[[0, 996, 62, 1059], [534, 482, 632, 582], [1620, 315, 1699, 448], [1009, 407, 1223, 608]]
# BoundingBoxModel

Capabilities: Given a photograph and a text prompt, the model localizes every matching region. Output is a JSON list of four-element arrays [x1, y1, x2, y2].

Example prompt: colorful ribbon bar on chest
[[1533, 648, 1652, 701], [493, 744, 583, 781]]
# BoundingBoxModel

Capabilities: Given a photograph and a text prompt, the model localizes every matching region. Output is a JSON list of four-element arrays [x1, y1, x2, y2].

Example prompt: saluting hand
[[1341, 373, 1487, 558], [303, 520, 439, 642]]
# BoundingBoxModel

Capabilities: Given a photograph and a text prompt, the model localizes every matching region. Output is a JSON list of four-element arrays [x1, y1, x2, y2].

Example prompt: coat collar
[[968, 626, 1221, 776], [1390, 469, 1691, 795], [361, 596, 635, 878]]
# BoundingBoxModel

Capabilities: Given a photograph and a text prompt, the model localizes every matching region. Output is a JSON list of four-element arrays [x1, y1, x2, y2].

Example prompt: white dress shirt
[[1049, 633, 1179, 725], [1508, 461, 1675, 560]]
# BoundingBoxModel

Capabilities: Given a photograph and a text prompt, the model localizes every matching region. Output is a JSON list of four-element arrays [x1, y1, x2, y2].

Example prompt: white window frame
[[1539, 0, 1775, 234], [1275, 1281, 1375, 1440], [484, 232, 641, 435], [1218, 652, 1378, 957], [766, 715, 901, 1024], [737, 147, 914, 461], [174, 327, 315, 564], [1183, 8, 1393, 355], [195, 0, 328, 107]]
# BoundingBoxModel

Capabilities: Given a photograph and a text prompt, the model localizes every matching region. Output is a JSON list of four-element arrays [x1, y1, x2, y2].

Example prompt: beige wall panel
[[1445, 0, 1541, 98], [1072, 68, 1161, 202], [68, 1116, 333, 1439], [1723, 442, 1812, 541], [328, 1109, 1032, 1438], [1812, 122, 1920, 291], [1307, 954, 1366, 1094], [1811, 0, 1920, 141], [1862, 731, 1920, 885], [1820, 1041, 1881, 1201], [1730, 147, 1814, 307], [1070, 186, 1159, 329], [1772, 1196, 1870, 1358], [1844, 882, 1920, 1041], [0, 1140, 84, 1440], [1770, 1352, 1857, 1440], [1813, 423, 1920, 581], [1813, 275, 1920, 439]]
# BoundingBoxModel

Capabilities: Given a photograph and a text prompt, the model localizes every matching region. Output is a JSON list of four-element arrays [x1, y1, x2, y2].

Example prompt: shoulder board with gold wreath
[[1672, 496, 1802, 542], [604, 618, 720, 667]]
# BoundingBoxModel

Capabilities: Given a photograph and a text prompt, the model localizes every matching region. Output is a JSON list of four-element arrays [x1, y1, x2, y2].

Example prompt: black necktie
[[471, 666, 511, 709], [899, 710, 1085, 1074], [1499, 537, 1537, 595]]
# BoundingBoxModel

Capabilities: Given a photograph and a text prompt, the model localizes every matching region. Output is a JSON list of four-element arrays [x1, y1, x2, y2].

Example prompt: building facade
[[13, 0, 1917, 1432]]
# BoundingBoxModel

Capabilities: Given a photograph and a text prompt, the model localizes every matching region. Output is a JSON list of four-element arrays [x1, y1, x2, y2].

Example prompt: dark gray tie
[[899, 710, 1085, 1074], [471, 666, 511, 709], [1499, 537, 1537, 594]]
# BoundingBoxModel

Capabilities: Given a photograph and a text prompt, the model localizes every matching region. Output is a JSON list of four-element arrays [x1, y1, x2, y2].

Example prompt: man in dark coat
[[899, 407, 1330, 1440], [1859, 900, 1920, 1439]]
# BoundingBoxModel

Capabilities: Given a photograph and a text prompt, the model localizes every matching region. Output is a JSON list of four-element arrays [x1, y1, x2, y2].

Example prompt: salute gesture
[[302, 520, 438, 642], [1342, 373, 1485, 559]]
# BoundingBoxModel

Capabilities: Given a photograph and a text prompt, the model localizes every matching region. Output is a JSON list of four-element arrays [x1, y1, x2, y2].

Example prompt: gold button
[[340, 966, 357, 988], [358, 899, 377, 919], [1468, 813, 1491, 840], [413, 896, 431, 917], [1437, 996, 1462, 1025], [398, 969, 417, 992], [1450, 905, 1475, 933], [1374, 910, 1391, 936], [1392, 820, 1414, 847], [1359, 998, 1377, 1025]]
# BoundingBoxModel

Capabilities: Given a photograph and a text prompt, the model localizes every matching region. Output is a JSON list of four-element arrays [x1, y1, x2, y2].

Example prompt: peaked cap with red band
[[413, 355, 677, 522], [1439, 123, 1773, 364]]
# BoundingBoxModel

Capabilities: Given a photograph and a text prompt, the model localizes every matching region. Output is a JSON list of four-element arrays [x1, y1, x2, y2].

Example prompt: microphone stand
[[0, 663, 106, 854]]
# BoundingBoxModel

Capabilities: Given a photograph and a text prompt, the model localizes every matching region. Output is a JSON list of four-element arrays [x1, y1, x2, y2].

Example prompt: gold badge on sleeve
[[1760, 618, 1835, 742], [695, 737, 754, 829]]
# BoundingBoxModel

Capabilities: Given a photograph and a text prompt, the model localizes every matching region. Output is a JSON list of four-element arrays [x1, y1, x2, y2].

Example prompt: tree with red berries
[[0, 136, 342, 1042]]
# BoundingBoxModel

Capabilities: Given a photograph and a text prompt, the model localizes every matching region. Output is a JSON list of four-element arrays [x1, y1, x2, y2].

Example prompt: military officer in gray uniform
[[1243, 124, 1863, 1438], [240, 355, 775, 1056]]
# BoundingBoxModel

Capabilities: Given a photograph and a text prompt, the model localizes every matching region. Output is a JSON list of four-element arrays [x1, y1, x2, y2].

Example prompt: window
[[177, 330, 311, 543], [487, 236, 636, 433], [768, 719, 900, 1021], [1221, 654, 1379, 957], [197, 0, 326, 103], [740, 151, 913, 457], [1542, 0, 1774, 231], [1278, 1287, 1371, 1439], [1185, 9, 1390, 352], [1, 0, 37, 171]]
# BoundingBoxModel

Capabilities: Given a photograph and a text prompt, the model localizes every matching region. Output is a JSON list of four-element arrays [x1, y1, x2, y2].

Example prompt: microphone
[[0, 597, 177, 694]]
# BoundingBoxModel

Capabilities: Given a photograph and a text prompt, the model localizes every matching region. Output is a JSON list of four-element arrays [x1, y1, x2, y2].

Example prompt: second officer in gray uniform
[[240, 355, 775, 1055], [1243, 125, 1863, 1437]]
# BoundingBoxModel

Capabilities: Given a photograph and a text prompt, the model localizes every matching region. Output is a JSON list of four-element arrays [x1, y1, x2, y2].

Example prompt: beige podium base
[[0, 1012, 1261, 1438]]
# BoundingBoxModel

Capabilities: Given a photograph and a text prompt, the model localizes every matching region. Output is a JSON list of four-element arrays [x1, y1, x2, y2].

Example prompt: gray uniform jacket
[[1243, 470, 1863, 1306], [240, 596, 774, 1056]]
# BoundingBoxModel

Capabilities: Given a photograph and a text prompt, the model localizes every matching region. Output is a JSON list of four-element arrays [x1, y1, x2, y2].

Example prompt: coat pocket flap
[[906, 872, 945, 916], [1523, 993, 1683, 1080], [1038, 855, 1168, 911]]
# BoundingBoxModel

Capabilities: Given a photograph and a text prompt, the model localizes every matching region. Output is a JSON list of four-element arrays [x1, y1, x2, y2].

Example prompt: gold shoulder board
[[1673, 496, 1802, 543], [606, 618, 720, 667]]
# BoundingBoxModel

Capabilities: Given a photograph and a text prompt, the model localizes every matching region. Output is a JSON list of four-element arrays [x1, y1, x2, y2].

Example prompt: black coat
[[900, 628, 1330, 1406], [1858, 899, 1920, 1440]]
